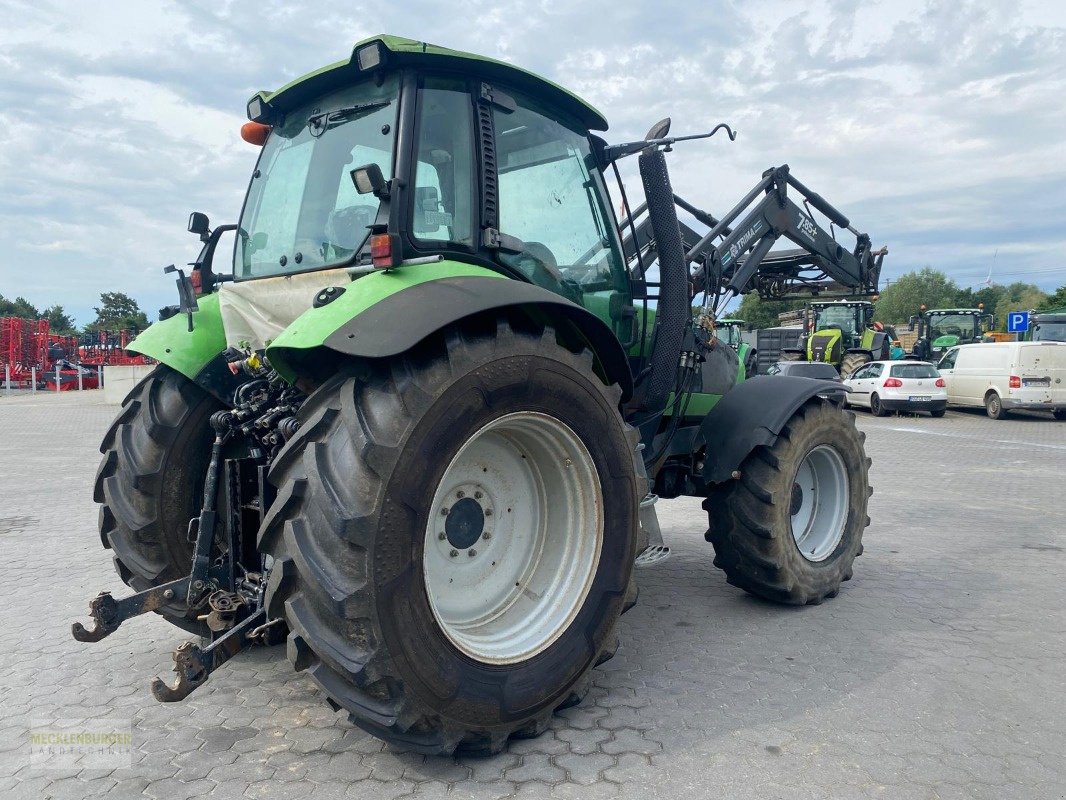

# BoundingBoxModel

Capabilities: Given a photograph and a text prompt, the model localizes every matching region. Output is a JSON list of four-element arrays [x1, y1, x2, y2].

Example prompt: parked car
[[764, 361, 842, 380], [764, 361, 844, 404], [937, 341, 1066, 420], [843, 360, 947, 417]]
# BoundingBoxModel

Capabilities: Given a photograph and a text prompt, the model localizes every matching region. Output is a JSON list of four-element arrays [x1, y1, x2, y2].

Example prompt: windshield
[[1033, 321, 1066, 342], [235, 75, 399, 278], [890, 363, 938, 379], [815, 306, 859, 335], [928, 314, 976, 340], [720, 324, 743, 347]]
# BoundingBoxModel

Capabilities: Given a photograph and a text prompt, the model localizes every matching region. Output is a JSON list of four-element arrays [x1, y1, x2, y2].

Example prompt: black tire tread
[[704, 400, 871, 605], [94, 365, 220, 632], [260, 317, 641, 755]]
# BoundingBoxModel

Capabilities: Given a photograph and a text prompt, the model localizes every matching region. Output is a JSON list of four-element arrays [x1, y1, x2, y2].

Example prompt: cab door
[[937, 348, 960, 403]]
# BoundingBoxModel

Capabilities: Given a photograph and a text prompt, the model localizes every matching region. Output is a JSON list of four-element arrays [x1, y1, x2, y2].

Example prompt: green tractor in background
[[911, 305, 993, 360], [783, 300, 892, 375], [716, 318, 758, 378], [72, 34, 886, 755], [1027, 308, 1066, 342]]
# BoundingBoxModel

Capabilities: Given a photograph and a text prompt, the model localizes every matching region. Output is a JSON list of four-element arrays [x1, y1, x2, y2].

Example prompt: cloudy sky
[[2, 0, 1065, 326]]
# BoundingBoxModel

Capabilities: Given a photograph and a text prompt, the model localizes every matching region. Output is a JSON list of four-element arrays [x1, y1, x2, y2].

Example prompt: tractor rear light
[[370, 233, 398, 269], [883, 378, 903, 388], [1009, 375, 1021, 389], [189, 269, 202, 296], [935, 378, 945, 388]]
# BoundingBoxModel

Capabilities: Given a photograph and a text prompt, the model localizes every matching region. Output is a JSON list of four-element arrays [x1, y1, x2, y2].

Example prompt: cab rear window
[[890, 364, 938, 378]]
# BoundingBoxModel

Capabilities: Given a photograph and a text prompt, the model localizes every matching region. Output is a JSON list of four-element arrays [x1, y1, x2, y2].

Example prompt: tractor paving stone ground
[[66, 34, 890, 756], [2, 391, 1065, 798]]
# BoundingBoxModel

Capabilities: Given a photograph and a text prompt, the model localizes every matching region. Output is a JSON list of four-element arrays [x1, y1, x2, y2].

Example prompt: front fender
[[267, 263, 634, 400], [126, 293, 226, 379], [699, 375, 846, 485]]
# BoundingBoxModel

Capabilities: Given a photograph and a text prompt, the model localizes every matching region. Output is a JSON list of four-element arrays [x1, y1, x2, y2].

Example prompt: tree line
[[0, 291, 150, 335], [735, 268, 1066, 331]]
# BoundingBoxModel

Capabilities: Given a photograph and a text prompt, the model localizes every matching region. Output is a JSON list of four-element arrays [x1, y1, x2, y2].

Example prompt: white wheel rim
[[789, 445, 849, 562], [423, 412, 603, 664]]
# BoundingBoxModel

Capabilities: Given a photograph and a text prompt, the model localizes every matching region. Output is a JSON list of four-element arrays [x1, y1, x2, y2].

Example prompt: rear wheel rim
[[790, 445, 849, 562], [870, 395, 880, 414], [423, 412, 603, 665]]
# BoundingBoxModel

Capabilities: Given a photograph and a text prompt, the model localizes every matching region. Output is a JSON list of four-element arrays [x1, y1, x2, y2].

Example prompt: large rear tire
[[703, 400, 871, 604], [259, 317, 641, 754], [94, 366, 221, 634]]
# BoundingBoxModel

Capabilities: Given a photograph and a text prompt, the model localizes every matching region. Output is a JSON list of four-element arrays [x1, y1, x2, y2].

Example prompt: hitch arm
[[72, 577, 191, 642], [150, 606, 267, 702]]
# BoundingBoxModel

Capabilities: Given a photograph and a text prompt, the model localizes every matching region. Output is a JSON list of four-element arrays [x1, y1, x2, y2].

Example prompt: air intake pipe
[[637, 146, 690, 420]]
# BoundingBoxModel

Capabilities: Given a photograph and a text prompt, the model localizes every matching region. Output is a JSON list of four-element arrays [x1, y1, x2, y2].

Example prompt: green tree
[[1038, 284, 1066, 311], [872, 268, 961, 324], [0, 294, 40, 319], [41, 304, 77, 334], [734, 294, 806, 330], [85, 292, 150, 333], [992, 282, 1047, 331]]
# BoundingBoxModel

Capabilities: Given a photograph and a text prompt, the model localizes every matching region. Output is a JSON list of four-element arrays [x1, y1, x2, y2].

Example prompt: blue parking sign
[[1007, 311, 1030, 333]]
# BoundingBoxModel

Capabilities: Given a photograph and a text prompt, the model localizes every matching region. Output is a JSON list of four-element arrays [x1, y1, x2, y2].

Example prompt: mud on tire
[[94, 366, 221, 634], [703, 400, 871, 605], [259, 316, 641, 755]]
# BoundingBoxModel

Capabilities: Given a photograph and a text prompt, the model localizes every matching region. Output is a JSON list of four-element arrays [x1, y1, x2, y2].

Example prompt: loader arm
[[621, 165, 885, 302]]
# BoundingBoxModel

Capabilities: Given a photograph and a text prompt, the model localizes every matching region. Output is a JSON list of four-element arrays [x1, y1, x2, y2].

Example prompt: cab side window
[[939, 349, 958, 370], [412, 78, 476, 247]]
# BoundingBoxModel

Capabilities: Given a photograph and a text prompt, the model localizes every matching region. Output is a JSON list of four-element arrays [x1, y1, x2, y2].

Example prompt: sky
[[1, 0, 1065, 327]]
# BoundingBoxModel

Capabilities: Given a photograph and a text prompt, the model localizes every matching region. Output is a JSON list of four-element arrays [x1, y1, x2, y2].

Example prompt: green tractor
[[74, 35, 885, 755], [1027, 308, 1066, 342], [715, 318, 758, 378], [783, 300, 891, 375], [910, 306, 993, 360]]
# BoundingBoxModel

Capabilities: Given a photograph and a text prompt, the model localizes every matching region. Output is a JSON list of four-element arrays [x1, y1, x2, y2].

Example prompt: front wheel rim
[[423, 412, 603, 665], [790, 445, 850, 562]]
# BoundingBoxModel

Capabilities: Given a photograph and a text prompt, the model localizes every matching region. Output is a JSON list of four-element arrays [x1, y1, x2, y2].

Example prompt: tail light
[[883, 378, 903, 388], [189, 269, 202, 296], [370, 232, 399, 269], [935, 378, 945, 388], [1009, 375, 1021, 389]]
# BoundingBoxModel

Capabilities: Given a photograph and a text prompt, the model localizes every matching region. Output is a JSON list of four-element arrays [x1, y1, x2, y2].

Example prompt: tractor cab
[[910, 306, 993, 360], [716, 318, 745, 348], [187, 35, 635, 358], [810, 301, 874, 350]]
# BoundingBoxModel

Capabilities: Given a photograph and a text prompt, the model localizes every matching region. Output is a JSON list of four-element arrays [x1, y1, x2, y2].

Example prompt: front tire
[[704, 400, 871, 604], [259, 318, 641, 754], [840, 352, 871, 378]]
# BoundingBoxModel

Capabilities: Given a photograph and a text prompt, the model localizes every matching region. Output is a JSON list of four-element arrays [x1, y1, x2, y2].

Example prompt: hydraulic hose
[[637, 148, 690, 417]]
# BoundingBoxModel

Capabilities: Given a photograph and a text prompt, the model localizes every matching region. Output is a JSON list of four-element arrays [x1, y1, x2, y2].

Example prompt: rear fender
[[125, 292, 240, 404], [698, 375, 846, 485], [266, 266, 633, 400]]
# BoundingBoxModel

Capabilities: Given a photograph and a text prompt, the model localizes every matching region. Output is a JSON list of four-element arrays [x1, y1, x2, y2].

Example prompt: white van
[[937, 341, 1066, 419]]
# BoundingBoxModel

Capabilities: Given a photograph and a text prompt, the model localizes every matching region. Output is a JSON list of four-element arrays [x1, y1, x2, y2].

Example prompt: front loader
[[75, 35, 885, 755]]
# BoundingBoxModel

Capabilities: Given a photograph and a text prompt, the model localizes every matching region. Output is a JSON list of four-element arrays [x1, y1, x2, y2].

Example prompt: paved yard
[[1, 390, 1064, 799]]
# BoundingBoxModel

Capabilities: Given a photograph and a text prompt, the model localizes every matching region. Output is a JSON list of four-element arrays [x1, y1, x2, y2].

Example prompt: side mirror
[[188, 212, 210, 241], [350, 163, 390, 200]]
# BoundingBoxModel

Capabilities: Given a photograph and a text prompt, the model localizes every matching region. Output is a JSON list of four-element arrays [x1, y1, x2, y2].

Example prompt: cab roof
[[249, 34, 608, 132]]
